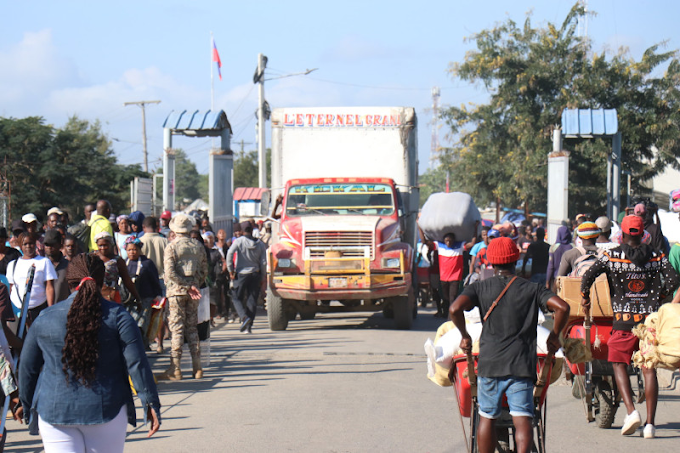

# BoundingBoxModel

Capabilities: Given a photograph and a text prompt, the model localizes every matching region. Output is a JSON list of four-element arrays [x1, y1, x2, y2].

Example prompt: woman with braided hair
[[18, 253, 161, 452]]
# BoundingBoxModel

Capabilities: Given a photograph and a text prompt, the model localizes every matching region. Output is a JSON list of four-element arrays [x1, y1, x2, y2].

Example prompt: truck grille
[[305, 231, 374, 259]]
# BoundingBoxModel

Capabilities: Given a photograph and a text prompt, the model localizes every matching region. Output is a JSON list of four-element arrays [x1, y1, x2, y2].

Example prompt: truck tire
[[267, 288, 289, 331], [393, 289, 414, 330]]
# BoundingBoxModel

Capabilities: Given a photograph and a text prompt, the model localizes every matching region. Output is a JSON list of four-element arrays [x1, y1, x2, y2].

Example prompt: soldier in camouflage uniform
[[159, 213, 208, 381]]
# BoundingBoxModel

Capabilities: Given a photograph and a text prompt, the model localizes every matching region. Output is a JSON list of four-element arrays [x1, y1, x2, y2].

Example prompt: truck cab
[[268, 177, 415, 330]]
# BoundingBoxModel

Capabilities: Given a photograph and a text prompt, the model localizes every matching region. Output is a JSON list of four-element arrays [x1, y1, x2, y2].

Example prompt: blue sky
[[1, 1, 676, 176]]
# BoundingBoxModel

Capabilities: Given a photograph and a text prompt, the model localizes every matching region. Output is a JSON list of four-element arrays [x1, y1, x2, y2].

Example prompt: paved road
[[6, 308, 680, 452]]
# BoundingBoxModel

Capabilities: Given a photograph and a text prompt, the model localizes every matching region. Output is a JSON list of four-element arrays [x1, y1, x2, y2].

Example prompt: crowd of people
[[0, 200, 270, 452], [435, 198, 680, 451]]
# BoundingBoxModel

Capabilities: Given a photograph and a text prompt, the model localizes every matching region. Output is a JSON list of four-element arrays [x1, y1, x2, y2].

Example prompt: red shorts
[[608, 330, 639, 364]]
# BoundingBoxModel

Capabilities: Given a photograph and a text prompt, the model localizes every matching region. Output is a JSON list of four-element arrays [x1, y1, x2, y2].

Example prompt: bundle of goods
[[670, 189, 680, 213], [556, 275, 612, 320], [425, 318, 564, 387], [633, 303, 680, 370], [418, 192, 481, 243]]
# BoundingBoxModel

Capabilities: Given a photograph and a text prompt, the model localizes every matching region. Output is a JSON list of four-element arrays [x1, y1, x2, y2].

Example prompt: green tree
[[233, 148, 271, 188], [440, 4, 680, 217], [0, 116, 148, 221], [419, 165, 448, 208], [198, 174, 209, 202], [173, 149, 201, 202]]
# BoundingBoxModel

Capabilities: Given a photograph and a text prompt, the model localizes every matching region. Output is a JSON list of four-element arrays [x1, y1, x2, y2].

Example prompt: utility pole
[[255, 54, 268, 188], [124, 100, 161, 172]]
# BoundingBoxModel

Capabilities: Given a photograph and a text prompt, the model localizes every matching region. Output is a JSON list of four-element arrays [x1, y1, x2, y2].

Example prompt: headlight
[[384, 258, 401, 268], [278, 258, 292, 268]]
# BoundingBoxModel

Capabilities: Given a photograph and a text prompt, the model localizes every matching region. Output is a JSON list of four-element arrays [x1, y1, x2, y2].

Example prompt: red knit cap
[[486, 237, 520, 265]]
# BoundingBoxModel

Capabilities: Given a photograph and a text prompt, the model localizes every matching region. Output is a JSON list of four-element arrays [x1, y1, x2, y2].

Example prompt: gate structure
[[162, 110, 234, 235], [547, 108, 620, 242]]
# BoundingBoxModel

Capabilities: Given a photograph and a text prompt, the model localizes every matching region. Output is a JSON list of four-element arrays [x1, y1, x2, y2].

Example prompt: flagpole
[[210, 32, 215, 112]]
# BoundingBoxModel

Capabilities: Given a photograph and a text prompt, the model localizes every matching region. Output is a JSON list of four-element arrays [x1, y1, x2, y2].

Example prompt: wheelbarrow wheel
[[470, 398, 480, 453], [495, 427, 511, 452], [594, 381, 616, 429]]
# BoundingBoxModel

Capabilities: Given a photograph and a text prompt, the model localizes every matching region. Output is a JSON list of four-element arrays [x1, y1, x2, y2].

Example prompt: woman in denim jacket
[[18, 253, 161, 452]]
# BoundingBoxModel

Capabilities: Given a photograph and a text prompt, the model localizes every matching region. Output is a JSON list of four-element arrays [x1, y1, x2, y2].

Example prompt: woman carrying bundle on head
[[18, 253, 161, 453]]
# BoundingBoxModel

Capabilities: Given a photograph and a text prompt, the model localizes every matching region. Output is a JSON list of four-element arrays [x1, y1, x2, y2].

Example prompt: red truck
[[265, 107, 419, 330]]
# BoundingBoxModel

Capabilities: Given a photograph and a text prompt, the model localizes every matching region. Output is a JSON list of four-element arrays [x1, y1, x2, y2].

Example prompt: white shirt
[[6, 256, 57, 309]]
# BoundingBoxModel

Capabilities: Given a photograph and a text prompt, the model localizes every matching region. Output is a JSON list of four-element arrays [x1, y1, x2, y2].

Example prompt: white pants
[[38, 406, 127, 453]]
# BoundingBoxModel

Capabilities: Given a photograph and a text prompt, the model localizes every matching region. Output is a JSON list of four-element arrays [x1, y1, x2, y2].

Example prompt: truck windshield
[[286, 183, 395, 216]]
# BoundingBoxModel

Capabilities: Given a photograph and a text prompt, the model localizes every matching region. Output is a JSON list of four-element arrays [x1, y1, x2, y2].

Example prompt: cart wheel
[[470, 399, 480, 453], [495, 427, 511, 452], [594, 381, 616, 429], [418, 287, 429, 308], [530, 397, 547, 453], [635, 369, 646, 404]]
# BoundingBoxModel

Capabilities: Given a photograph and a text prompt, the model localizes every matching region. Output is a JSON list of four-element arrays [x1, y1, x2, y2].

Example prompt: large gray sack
[[419, 192, 481, 243]]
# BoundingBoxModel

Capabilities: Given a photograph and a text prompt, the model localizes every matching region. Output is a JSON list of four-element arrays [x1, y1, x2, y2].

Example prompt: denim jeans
[[477, 376, 534, 419], [231, 272, 262, 321]]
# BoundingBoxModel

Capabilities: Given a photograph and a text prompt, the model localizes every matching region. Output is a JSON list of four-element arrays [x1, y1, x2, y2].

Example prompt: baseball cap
[[44, 229, 63, 246], [595, 216, 611, 233], [22, 213, 38, 224], [47, 207, 64, 216], [161, 210, 172, 220], [633, 203, 647, 217], [621, 215, 644, 236], [487, 229, 501, 239], [11, 219, 24, 234]]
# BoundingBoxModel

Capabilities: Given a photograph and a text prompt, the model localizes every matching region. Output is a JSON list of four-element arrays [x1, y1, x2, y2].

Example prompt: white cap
[[22, 213, 38, 224], [47, 206, 63, 216]]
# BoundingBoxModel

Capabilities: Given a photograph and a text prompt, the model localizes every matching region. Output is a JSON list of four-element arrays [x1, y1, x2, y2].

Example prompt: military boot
[[192, 356, 203, 379], [157, 357, 182, 381]]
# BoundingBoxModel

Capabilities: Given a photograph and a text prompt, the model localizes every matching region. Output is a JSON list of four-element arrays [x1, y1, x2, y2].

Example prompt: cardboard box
[[556, 275, 612, 319]]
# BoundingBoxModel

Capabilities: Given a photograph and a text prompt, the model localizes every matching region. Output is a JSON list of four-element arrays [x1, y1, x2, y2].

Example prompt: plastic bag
[[146, 297, 166, 344]]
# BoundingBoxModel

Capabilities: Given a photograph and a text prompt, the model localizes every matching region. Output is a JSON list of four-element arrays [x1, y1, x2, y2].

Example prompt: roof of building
[[163, 110, 232, 132], [233, 187, 268, 201]]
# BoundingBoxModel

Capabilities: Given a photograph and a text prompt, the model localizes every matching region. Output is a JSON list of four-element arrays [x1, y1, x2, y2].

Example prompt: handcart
[[556, 275, 644, 429], [450, 352, 555, 453], [415, 242, 436, 308], [416, 264, 432, 308], [564, 316, 644, 428]]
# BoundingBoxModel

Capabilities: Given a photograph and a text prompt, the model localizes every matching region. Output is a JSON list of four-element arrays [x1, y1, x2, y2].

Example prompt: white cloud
[[0, 29, 81, 114]]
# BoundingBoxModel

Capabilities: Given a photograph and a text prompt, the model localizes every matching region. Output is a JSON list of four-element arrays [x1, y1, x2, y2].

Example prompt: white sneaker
[[621, 410, 641, 435], [643, 424, 655, 439]]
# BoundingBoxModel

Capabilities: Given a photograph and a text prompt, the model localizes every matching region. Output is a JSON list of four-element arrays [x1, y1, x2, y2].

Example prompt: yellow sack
[[631, 311, 680, 370], [656, 303, 680, 368]]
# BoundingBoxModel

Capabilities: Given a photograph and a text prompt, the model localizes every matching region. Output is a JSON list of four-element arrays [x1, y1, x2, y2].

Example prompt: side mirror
[[260, 191, 271, 216]]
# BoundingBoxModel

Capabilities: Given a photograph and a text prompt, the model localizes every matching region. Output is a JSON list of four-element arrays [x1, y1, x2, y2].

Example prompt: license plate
[[329, 278, 348, 288]]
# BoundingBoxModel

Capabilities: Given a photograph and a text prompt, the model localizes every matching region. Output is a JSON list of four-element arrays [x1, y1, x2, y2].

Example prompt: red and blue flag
[[212, 38, 222, 80]]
